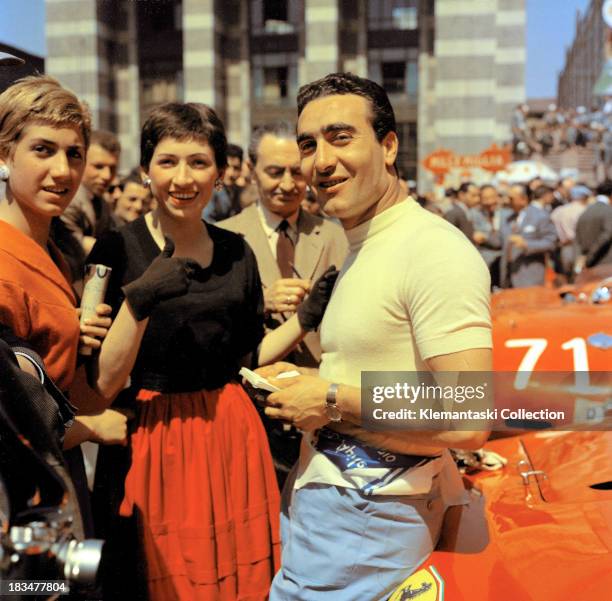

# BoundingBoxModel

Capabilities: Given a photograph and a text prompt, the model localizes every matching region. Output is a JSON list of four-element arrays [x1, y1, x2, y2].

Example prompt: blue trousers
[[269, 470, 446, 601]]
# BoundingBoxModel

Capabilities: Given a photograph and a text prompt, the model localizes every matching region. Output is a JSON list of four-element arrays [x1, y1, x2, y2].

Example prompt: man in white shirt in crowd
[[258, 72, 492, 600]]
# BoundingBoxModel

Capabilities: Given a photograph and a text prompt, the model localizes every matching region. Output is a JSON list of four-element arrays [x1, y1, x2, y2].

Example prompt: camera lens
[[54, 537, 104, 586]]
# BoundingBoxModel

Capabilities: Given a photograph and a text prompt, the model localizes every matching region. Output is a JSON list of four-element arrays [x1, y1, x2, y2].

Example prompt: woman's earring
[[0, 165, 9, 181], [142, 176, 151, 187], [214, 179, 223, 192]]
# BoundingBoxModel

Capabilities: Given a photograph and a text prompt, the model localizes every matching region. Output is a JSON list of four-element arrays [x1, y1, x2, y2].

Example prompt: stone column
[[182, 0, 218, 107], [303, 0, 339, 84]]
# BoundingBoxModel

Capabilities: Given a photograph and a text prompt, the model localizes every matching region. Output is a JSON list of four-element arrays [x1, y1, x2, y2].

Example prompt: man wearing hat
[[550, 184, 591, 281]]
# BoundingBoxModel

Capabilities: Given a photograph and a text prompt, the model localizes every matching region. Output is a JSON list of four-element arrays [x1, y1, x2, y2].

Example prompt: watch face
[[327, 404, 342, 422]]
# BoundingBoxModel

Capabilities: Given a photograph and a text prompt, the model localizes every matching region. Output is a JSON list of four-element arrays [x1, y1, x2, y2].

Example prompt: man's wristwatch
[[325, 383, 342, 422]]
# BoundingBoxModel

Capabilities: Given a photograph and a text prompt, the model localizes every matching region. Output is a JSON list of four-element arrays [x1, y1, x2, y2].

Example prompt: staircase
[[536, 145, 598, 186]]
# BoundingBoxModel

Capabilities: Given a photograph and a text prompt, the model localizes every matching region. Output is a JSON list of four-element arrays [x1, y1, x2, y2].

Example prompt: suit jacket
[[218, 203, 348, 365], [61, 185, 113, 244], [472, 207, 511, 268], [60, 185, 114, 281], [445, 203, 474, 240], [575, 201, 612, 267], [500, 203, 557, 288]]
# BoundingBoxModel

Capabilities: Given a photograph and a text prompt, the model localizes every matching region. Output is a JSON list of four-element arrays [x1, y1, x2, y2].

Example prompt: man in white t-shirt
[[258, 73, 492, 600]]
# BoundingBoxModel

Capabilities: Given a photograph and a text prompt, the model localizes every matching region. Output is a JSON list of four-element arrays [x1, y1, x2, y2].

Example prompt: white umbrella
[[496, 160, 558, 184]]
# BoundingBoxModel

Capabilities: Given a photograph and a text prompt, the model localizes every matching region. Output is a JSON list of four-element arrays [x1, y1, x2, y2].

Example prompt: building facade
[[45, 0, 525, 186], [557, 0, 606, 110]]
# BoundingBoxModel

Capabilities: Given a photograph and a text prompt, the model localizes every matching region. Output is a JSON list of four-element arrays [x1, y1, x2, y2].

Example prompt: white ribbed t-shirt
[[295, 199, 492, 498]]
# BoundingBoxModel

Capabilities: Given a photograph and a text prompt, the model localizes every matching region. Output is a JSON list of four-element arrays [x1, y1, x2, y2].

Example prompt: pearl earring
[[0, 165, 9, 181], [142, 176, 151, 187]]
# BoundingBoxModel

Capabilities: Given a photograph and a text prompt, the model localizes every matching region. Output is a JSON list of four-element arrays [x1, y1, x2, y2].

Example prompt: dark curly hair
[[296, 72, 396, 142]]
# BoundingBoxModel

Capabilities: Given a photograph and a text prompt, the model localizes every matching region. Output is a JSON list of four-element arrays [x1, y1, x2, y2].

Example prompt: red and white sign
[[422, 144, 511, 183]]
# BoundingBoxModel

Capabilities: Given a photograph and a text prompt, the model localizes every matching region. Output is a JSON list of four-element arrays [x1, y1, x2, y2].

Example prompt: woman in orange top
[[0, 76, 135, 536]]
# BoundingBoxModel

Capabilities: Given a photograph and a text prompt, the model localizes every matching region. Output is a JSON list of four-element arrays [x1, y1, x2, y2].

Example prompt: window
[[264, 0, 288, 22], [382, 62, 405, 94], [262, 66, 288, 101], [396, 121, 417, 177], [379, 59, 418, 96], [141, 75, 180, 113], [263, 0, 294, 33], [407, 58, 418, 96], [392, 6, 417, 29], [150, 2, 177, 32], [368, 0, 418, 30]]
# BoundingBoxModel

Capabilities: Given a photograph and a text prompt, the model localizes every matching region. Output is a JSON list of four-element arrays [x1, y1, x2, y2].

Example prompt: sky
[[0, 0, 596, 99], [526, 0, 591, 99], [0, 0, 46, 56]]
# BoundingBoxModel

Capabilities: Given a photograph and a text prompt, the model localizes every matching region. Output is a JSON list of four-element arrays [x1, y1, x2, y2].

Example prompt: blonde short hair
[[0, 75, 91, 158]]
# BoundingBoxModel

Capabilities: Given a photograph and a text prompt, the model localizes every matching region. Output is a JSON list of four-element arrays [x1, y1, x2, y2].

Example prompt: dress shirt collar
[[257, 202, 299, 240]]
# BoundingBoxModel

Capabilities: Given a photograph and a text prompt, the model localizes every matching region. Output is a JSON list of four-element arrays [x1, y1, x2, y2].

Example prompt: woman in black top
[[88, 103, 330, 601]]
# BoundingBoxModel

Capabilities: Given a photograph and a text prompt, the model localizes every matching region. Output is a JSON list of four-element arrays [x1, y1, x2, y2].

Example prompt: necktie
[[276, 219, 294, 278]]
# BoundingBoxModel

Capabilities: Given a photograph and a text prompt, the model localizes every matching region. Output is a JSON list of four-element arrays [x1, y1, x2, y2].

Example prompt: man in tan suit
[[219, 122, 347, 367], [219, 122, 347, 484]]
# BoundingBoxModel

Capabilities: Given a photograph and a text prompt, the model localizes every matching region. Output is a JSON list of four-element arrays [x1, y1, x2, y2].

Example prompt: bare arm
[[264, 348, 492, 451], [91, 301, 149, 403], [255, 266, 339, 366], [87, 238, 192, 405], [337, 349, 490, 449], [255, 313, 307, 366], [63, 409, 128, 450]]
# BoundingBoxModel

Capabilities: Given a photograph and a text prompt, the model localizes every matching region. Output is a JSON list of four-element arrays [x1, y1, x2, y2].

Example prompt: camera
[[0, 338, 103, 600], [1, 506, 103, 600]]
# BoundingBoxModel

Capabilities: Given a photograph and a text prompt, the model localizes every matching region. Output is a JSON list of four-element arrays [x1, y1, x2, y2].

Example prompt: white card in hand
[[239, 367, 300, 392]]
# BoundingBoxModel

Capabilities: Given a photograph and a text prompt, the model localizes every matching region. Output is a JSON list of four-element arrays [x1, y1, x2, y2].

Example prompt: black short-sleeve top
[[87, 217, 264, 393]]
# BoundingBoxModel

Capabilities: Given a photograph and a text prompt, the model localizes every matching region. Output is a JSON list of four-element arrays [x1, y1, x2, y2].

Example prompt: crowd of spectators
[[511, 98, 612, 180], [441, 176, 612, 288]]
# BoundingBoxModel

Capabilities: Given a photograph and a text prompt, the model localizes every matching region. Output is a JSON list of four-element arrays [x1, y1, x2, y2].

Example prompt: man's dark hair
[[458, 182, 475, 195], [445, 187, 457, 199], [248, 121, 295, 165], [91, 129, 121, 156], [596, 179, 612, 197], [296, 72, 396, 142], [119, 166, 147, 189], [140, 102, 227, 170], [227, 143, 243, 163], [532, 184, 553, 200]]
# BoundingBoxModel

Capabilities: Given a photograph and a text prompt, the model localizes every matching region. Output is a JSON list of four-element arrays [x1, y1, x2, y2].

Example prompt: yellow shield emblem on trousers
[[389, 566, 444, 601]]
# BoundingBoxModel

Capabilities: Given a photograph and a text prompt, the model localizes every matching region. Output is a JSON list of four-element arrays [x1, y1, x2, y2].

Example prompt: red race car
[[389, 268, 612, 601]]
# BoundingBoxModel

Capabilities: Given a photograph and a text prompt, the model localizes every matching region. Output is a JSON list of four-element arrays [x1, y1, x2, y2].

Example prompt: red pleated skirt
[[119, 382, 281, 601]]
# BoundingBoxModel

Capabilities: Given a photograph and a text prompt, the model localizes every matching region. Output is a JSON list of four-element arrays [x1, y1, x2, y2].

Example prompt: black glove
[[122, 237, 196, 321], [297, 265, 339, 332]]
